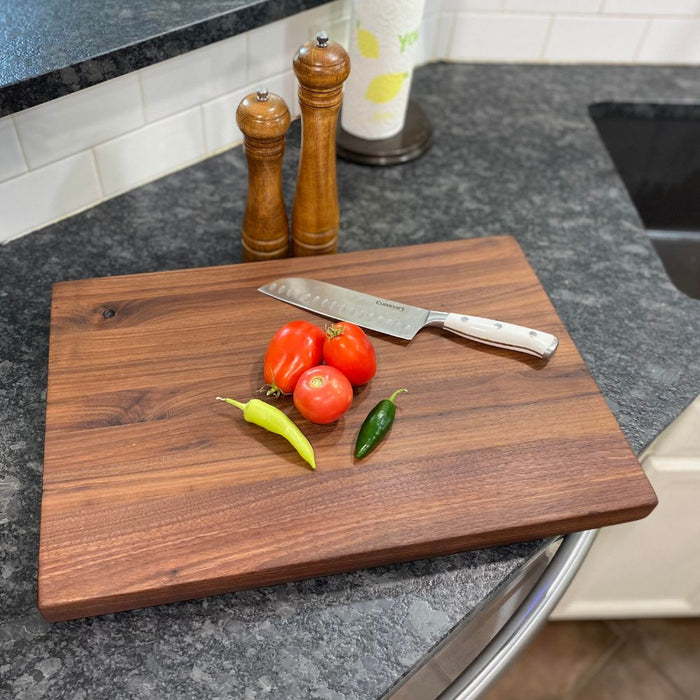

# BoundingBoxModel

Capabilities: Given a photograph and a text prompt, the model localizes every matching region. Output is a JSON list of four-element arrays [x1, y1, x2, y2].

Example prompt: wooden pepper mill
[[236, 89, 291, 261], [292, 31, 351, 256]]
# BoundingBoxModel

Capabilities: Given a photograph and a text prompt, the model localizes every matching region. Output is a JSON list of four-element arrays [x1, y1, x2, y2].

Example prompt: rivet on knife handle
[[441, 313, 558, 360]]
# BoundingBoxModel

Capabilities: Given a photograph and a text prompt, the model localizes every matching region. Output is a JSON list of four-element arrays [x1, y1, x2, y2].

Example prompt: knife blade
[[258, 277, 558, 360]]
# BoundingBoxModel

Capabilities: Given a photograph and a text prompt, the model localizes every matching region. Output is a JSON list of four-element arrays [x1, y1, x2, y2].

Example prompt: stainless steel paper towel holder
[[336, 100, 432, 166]]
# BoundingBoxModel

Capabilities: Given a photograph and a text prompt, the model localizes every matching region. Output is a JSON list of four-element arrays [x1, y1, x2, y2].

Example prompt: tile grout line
[[136, 69, 148, 124], [199, 104, 209, 156], [444, 11, 456, 61], [89, 147, 106, 200], [539, 13, 556, 62], [630, 624, 697, 700], [10, 114, 31, 173], [632, 17, 653, 63], [650, 667, 697, 700], [566, 633, 626, 700]]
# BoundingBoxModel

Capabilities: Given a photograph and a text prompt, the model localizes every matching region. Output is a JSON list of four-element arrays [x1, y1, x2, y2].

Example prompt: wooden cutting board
[[38, 237, 656, 621]]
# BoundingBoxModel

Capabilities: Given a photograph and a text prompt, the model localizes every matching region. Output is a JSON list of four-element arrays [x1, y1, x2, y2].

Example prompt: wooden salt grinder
[[236, 89, 291, 261], [292, 32, 351, 256]]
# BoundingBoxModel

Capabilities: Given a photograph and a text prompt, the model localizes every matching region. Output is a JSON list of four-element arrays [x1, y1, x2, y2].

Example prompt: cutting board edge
[[36, 493, 656, 622]]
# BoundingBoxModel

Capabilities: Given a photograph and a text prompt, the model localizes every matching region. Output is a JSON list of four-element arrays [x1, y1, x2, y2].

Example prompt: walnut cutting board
[[39, 237, 657, 621]]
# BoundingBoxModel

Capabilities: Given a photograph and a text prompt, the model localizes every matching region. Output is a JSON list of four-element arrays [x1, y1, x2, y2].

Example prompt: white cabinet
[[552, 395, 700, 619]]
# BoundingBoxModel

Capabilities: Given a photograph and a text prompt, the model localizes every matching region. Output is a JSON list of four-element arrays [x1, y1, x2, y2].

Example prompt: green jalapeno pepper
[[216, 396, 316, 470], [354, 389, 407, 459]]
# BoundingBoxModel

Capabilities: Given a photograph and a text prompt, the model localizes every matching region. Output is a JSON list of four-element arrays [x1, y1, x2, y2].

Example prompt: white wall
[[2, 0, 700, 243]]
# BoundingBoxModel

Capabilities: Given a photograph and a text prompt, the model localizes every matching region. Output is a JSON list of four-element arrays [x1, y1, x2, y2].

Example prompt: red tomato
[[264, 321, 325, 396], [293, 366, 353, 424], [323, 322, 377, 387]]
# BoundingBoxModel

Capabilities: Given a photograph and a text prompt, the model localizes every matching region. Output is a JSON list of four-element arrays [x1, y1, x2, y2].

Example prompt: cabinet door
[[552, 396, 700, 619]]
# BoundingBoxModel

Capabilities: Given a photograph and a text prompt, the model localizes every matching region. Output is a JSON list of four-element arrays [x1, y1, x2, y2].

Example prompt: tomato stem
[[325, 323, 345, 339], [260, 369, 284, 398]]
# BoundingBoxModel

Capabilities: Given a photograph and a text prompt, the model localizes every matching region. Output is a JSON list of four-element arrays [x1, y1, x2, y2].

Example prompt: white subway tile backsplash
[[441, 1, 503, 10], [202, 87, 249, 155], [450, 12, 551, 61], [247, 2, 349, 87], [320, 0, 351, 24], [202, 73, 297, 155], [506, 0, 601, 11], [280, 74, 301, 121], [94, 107, 205, 197], [140, 34, 247, 123], [0, 152, 101, 242], [545, 15, 648, 62], [0, 116, 27, 183], [248, 18, 301, 83], [603, 0, 700, 15], [4, 0, 700, 243], [304, 0, 352, 38], [415, 13, 439, 66], [329, 16, 351, 52], [423, 1, 441, 19], [638, 18, 700, 63], [13, 75, 144, 170], [433, 12, 456, 60]]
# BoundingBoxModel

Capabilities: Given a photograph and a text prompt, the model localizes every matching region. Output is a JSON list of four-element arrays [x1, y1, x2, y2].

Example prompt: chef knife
[[258, 277, 559, 360]]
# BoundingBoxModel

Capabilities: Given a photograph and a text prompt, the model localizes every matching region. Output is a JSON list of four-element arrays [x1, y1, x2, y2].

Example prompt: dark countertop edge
[[0, 0, 328, 117]]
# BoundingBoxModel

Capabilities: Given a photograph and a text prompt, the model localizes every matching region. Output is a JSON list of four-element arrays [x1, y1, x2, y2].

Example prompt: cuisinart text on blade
[[258, 277, 558, 360]]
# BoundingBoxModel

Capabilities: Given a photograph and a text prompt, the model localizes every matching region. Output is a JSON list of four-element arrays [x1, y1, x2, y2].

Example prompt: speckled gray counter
[[0, 0, 327, 115], [1, 63, 699, 699]]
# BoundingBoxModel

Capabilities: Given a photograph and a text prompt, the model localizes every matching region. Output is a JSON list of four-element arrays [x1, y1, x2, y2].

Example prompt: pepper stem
[[216, 396, 246, 411], [387, 388, 407, 404]]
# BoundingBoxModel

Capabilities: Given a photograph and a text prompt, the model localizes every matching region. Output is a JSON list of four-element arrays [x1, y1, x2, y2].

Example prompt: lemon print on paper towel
[[365, 72, 409, 104], [357, 28, 380, 59]]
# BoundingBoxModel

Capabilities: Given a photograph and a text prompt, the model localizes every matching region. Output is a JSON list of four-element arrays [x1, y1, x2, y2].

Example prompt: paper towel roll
[[341, 0, 426, 141]]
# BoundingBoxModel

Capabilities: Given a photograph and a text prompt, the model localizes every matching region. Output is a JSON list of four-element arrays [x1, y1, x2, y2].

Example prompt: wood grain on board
[[38, 237, 657, 620]]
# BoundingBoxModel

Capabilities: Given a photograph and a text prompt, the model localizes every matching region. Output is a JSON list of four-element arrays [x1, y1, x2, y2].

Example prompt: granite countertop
[[0, 0, 326, 116], [2, 63, 699, 699]]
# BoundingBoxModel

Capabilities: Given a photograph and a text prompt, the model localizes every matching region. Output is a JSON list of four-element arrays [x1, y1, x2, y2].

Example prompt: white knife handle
[[442, 313, 559, 360]]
